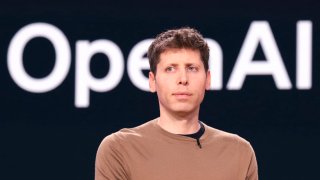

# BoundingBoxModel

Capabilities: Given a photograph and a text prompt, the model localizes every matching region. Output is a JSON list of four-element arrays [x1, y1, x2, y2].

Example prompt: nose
[[178, 70, 188, 85]]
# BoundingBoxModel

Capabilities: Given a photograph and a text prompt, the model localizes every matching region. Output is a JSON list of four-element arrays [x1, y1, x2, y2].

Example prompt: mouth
[[172, 92, 192, 99]]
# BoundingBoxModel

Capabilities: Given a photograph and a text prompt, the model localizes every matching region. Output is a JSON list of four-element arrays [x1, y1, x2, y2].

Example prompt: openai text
[[7, 21, 312, 107]]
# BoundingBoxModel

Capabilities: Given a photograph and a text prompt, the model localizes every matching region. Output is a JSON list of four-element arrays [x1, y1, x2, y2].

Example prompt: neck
[[157, 107, 200, 134]]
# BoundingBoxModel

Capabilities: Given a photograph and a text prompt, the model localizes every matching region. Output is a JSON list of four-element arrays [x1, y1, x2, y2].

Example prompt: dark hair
[[148, 27, 209, 74]]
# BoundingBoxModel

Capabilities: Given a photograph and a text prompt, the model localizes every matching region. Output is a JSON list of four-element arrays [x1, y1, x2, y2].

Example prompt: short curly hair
[[148, 27, 209, 74]]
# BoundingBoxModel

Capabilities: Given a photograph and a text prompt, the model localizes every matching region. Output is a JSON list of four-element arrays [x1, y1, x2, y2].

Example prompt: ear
[[149, 71, 156, 93], [205, 70, 211, 90]]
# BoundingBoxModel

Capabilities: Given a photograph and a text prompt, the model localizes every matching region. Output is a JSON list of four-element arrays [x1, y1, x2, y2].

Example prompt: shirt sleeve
[[246, 147, 258, 180], [95, 134, 129, 180]]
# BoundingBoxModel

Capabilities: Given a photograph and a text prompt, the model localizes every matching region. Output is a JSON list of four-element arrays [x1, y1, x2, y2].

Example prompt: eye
[[187, 66, 198, 72], [165, 66, 175, 72]]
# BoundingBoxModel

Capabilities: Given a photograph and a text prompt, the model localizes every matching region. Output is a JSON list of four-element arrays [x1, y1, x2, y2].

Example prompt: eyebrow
[[165, 63, 199, 67]]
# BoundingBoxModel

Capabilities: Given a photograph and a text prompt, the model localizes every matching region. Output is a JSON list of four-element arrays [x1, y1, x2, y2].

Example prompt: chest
[[125, 142, 244, 180]]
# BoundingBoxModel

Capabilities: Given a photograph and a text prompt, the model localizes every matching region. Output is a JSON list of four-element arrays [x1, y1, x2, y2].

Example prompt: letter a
[[227, 21, 292, 90]]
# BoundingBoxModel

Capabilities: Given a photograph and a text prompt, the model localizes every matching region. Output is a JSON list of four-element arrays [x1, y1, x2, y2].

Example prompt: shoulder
[[203, 124, 258, 179], [98, 120, 155, 150], [203, 123, 254, 153], [95, 121, 156, 180]]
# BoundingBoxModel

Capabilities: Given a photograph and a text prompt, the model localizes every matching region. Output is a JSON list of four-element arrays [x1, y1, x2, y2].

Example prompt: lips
[[172, 92, 192, 99], [172, 92, 192, 96]]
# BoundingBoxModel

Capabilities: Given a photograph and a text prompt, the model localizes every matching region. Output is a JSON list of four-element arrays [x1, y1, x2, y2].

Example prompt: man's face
[[149, 48, 211, 116]]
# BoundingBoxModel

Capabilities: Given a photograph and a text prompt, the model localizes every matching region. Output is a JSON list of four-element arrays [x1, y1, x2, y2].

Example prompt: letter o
[[7, 22, 71, 92]]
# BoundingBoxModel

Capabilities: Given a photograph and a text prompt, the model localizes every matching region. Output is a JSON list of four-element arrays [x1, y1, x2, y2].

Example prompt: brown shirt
[[95, 119, 258, 180]]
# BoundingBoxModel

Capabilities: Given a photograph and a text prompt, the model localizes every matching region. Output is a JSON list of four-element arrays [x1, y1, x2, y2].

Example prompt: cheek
[[192, 78, 208, 96], [155, 79, 166, 93], [156, 76, 173, 87], [192, 75, 207, 86]]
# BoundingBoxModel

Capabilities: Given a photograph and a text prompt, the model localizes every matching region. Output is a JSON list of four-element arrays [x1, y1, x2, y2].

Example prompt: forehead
[[158, 48, 201, 64]]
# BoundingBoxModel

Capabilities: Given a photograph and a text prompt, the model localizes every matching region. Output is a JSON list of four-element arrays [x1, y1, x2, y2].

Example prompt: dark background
[[1, 0, 320, 179]]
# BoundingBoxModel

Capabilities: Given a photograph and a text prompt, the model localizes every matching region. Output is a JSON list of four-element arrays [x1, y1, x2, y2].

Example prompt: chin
[[170, 105, 197, 115]]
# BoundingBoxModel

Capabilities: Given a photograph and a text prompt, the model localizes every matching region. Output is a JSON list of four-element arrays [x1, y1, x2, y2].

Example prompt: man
[[95, 27, 258, 180]]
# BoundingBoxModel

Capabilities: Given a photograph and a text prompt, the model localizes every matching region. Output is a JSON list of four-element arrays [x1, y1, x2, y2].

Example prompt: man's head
[[148, 27, 209, 75], [148, 27, 211, 116]]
